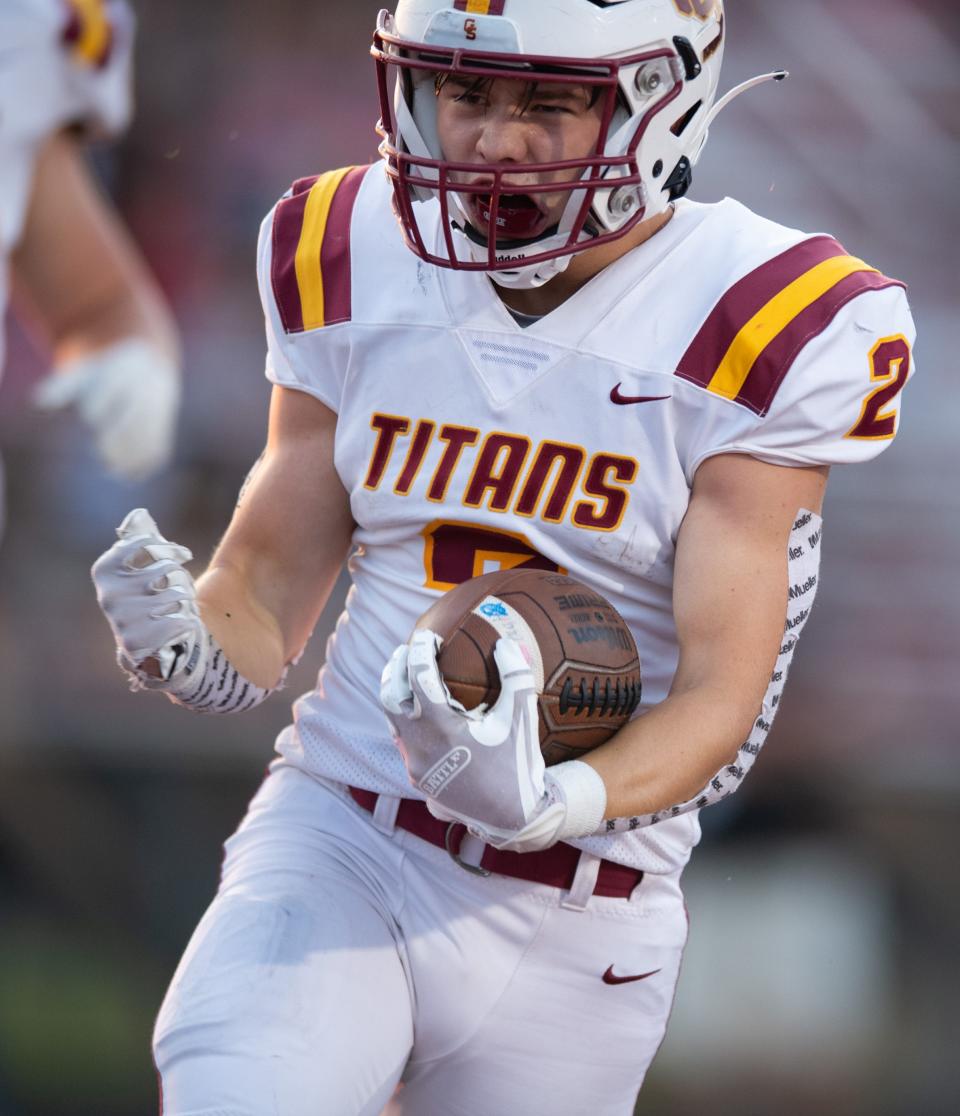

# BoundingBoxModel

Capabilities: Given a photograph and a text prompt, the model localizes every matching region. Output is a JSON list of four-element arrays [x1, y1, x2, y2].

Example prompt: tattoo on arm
[[236, 451, 266, 509]]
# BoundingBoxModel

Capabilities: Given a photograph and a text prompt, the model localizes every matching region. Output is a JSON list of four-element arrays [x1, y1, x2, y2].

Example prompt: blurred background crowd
[[0, 1, 957, 1113]]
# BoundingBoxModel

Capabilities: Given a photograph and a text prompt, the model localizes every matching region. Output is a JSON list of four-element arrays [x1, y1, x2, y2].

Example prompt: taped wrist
[[123, 629, 281, 714], [546, 761, 608, 841]]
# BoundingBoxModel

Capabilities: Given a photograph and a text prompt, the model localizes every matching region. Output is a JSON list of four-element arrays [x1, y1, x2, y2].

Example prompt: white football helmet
[[372, 0, 783, 288]]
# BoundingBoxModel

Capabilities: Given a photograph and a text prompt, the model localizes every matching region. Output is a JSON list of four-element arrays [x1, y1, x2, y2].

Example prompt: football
[[416, 568, 642, 765]]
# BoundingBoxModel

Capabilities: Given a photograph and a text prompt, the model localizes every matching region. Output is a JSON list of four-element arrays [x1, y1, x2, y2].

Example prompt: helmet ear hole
[[664, 156, 693, 201], [672, 37, 702, 81], [670, 100, 703, 138]]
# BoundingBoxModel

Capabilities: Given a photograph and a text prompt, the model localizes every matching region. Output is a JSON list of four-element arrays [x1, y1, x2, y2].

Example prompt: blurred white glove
[[35, 337, 181, 481], [91, 507, 206, 686], [381, 630, 607, 853]]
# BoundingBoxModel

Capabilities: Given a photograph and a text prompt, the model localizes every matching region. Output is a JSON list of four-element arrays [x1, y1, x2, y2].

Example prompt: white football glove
[[380, 629, 607, 853], [91, 507, 206, 687], [35, 337, 181, 481]]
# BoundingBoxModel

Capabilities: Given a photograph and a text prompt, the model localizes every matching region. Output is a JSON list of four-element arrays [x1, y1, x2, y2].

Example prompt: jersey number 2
[[422, 520, 563, 591], [847, 335, 910, 441]]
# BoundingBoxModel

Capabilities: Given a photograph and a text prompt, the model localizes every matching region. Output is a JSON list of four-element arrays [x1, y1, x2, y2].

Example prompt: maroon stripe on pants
[[735, 270, 907, 416], [676, 235, 848, 389], [319, 166, 370, 327], [270, 178, 319, 335]]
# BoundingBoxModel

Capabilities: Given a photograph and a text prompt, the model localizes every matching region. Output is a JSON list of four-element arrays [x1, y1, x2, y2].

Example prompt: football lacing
[[558, 676, 641, 718]]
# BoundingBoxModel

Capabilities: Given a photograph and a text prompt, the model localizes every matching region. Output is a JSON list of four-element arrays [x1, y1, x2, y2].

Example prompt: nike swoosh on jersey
[[602, 965, 662, 985], [609, 385, 672, 406]]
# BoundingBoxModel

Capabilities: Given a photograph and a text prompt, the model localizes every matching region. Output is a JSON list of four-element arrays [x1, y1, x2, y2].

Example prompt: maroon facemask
[[371, 26, 683, 274]]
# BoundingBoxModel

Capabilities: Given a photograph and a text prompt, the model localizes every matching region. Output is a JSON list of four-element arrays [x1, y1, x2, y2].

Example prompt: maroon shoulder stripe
[[736, 269, 907, 415], [676, 236, 848, 390], [291, 175, 320, 197], [320, 165, 370, 328], [270, 178, 318, 335]]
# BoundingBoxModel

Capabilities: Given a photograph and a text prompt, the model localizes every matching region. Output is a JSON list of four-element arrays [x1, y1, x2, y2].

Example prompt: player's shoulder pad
[[675, 230, 907, 417], [267, 165, 373, 335]]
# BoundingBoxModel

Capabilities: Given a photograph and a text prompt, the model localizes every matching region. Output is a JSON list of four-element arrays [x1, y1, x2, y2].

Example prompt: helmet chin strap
[[487, 251, 573, 290], [450, 183, 593, 290], [703, 71, 789, 132], [449, 220, 576, 289]]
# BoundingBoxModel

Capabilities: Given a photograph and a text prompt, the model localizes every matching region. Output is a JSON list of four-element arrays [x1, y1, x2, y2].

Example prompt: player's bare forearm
[[11, 130, 179, 364], [195, 386, 355, 689], [584, 453, 829, 820], [584, 680, 769, 818]]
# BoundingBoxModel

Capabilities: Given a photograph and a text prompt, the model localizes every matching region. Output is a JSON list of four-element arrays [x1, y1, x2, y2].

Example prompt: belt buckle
[[444, 822, 491, 878]]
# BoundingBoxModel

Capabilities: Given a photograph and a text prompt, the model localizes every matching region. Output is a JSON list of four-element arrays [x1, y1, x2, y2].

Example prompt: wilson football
[[415, 567, 642, 765]]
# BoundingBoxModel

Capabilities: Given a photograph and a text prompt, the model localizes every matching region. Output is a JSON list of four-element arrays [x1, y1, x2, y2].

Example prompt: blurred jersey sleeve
[[0, 0, 134, 264]]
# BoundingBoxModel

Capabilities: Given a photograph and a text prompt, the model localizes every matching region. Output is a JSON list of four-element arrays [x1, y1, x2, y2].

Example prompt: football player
[[0, 0, 181, 535], [92, 2, 914, 1113]]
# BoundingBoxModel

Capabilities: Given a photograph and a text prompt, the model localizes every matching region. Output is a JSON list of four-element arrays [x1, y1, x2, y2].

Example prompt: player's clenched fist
[[380, 630, 608, 853], [93, 510, 277, 714], [91, 508, 203, 688]]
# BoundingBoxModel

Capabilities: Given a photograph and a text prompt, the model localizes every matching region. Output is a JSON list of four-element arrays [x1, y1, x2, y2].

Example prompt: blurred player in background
[[0, 0, 181, 536], [91, 1, 914, 1113]]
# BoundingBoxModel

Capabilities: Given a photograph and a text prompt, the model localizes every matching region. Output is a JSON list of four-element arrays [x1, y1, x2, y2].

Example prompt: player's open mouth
[[469, 193, 549, 241]]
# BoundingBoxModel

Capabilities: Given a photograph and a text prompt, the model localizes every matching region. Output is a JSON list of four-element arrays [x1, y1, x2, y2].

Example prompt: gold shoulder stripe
[[454, 1, 507, 14], [66, 0, 112, 67], [707, 255, 877, 400], [294, 167, 357, 332]]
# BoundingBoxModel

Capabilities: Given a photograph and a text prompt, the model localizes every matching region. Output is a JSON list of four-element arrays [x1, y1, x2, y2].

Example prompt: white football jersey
[[0, 0, 133, 368], [258, 165, 915, 874]]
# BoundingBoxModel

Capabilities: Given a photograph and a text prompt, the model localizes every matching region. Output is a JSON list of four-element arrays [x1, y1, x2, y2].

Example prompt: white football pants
[[153, 763, 688, 1116]]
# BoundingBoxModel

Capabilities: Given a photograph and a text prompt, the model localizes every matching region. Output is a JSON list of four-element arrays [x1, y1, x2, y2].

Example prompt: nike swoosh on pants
[[602, 965, 662, 985]]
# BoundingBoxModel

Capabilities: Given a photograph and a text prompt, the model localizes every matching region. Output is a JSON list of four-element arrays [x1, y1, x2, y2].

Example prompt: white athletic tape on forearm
[[125, 629, 279, 715], [602, 509, 824, 833], [547, 760, 608, 841]]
